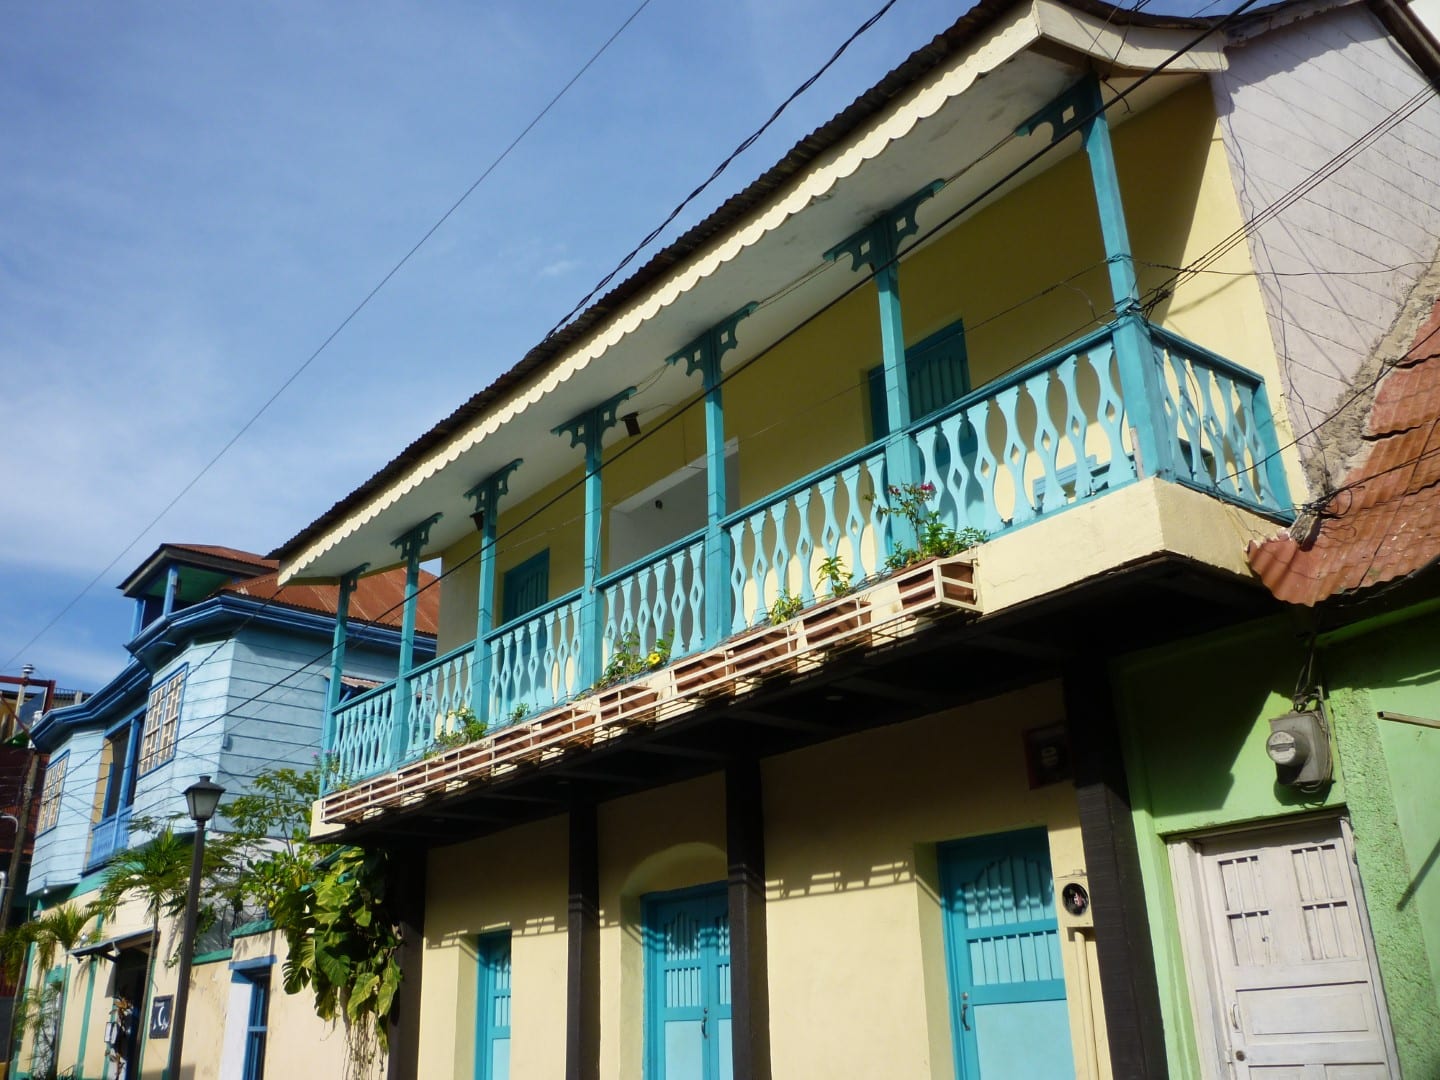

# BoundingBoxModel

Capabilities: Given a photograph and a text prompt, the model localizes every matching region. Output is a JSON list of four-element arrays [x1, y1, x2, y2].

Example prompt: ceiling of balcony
[[281, 1, 1222, 582]]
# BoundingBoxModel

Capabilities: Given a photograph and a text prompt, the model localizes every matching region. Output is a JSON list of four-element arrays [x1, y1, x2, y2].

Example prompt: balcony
[[87, 807, 132, 870], [321, 320, 1290, 817]]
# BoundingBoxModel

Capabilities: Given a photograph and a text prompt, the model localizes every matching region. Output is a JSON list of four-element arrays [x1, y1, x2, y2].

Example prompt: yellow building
[[275, 1, 1440, 1076]]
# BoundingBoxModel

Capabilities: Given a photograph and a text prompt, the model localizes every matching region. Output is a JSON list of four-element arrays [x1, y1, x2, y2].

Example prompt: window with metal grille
[[138, 669, 185, 773], [36, 752, 66, 833]]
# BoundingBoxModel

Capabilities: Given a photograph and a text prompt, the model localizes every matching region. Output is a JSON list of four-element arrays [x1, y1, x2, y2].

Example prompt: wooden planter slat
[[320, 553, 981, 826]]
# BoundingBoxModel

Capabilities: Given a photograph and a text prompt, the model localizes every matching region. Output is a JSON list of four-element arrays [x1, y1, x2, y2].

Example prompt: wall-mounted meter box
[[1056, 872, 1092, 929], [1266, 707, 1332, 788]]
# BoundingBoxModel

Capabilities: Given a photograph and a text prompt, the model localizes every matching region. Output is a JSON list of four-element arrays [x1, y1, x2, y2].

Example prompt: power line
[[4, 0, 658, 672]]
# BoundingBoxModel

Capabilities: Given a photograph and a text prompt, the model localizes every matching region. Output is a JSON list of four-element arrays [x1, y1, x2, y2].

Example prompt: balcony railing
[[86, 807, 132, 870], [325, 320, 1290, 790]]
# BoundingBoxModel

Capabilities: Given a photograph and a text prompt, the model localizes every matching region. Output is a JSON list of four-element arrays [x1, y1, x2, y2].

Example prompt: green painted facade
[[1114, 609, 1440, 1078]]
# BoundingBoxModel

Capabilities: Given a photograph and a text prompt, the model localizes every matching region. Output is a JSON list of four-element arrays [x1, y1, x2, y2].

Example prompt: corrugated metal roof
[[220, 566, 442, 635], [167, 544, 278, 568], [1248, 299, 1440, 605]]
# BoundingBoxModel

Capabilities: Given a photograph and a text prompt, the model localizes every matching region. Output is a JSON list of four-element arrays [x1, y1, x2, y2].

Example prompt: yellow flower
[[646, 652, 662, 667]]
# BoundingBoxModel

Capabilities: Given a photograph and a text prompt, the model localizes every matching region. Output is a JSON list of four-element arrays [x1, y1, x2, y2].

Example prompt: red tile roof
[[1249, 300, 1440, 606], [220, 567, 442, 635]]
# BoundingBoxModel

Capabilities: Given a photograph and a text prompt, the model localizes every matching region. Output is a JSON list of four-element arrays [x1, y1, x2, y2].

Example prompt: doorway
[[643, 883, 731, 1080], [1170, 816, 1399, 1078]]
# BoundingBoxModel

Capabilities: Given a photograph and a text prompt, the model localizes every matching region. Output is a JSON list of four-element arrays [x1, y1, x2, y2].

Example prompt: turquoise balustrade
[[322, 322, 1292, 788], [400, 643, 477, 759], [600, 532, 709, 664], [485, 590, 586, 722], [1148, 326, 1291, 513], [725, 446, 890, 632], [328, 681, 396, 789]]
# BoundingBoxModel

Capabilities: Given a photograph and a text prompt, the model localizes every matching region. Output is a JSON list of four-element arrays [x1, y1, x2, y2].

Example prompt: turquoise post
[[324, 564, 367, 778], [388, 514, 441, 768], [1018, 76, 1171, 480], [553, 389, 636, 690], [161, 564, 180, 617], [825, 181, 943, 549], [666, 304, 756, 647], [466, 460, 523, 726]]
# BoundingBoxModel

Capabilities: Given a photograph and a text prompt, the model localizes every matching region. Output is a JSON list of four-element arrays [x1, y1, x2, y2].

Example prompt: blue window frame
[[939, 828, 1075, 1080], [475, 932, 512, 1080], [242, 970, 270, 1080], [643, 883, 731, 1080], [501, 551, 550, 625], [868, 319, 970, 440], [36, 751, 67, 834]]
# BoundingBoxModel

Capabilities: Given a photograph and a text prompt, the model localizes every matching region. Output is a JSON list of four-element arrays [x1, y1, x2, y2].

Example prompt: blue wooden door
[[475, 933, 512, 1080], [644, 885, 732, 1080], [940, 829, 1076, 1080]]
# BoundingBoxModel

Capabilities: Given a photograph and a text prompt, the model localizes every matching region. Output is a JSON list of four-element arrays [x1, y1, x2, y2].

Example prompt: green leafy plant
[[816, 554, 853, 598], [431, 705, 488, 752], [226, 766, 400, 1073], [768, 591, 804, 625], [595, 631, 671, 690], [873, 482, 988, 570], [507, 702, 532, 725]]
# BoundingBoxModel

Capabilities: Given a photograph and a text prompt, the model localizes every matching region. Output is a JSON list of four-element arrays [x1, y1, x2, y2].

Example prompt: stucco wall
[[1212, 3, 1440, 488], [1321, 608, 1440, 1077], [1117, 611, 1440, 1079], [419, 681, 1115, 1079]]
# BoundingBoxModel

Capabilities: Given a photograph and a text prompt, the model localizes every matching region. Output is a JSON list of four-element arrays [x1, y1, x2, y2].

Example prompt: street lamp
[[168, 775, 224, 1080]]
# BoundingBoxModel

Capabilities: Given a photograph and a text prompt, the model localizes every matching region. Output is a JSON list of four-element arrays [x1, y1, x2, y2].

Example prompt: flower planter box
[[671, 648, 736, 701], [592, 678, 661, 728], [889, 554, 980, 616], [726, 623, 799, 688], [798, 595, 872, 653]]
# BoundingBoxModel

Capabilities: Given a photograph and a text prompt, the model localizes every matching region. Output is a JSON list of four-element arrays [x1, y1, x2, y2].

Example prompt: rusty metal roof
[[220, 565, 442, 635], [1249, 299, 1440, 606]]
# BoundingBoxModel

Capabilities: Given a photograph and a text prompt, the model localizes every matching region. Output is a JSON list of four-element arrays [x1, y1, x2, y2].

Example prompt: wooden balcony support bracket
[[1017, 76, 1171, 481], [666, 303, 758, 648], [825, 180, 944, 539], [389, 513, 443, 766], [466, 459, 524, 725], [553, 388, 637, 689]]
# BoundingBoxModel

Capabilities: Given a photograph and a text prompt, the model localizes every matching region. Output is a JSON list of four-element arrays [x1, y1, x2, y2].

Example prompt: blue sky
[[2, 0, 993, 691]]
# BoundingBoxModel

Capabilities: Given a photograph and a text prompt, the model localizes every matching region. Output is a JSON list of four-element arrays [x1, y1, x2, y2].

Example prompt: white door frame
[[1167, 813, 1401, 1080]]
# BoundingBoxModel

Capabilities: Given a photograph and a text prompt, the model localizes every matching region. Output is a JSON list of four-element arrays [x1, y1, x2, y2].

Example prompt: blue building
[[17, 542, 437, 1080]]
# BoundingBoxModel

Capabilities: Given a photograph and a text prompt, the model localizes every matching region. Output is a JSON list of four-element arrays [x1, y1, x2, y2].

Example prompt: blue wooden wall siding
[[939, 829, 1075, 1080], [475, 932, 512, 1080], [644, 884, 732, 1080]]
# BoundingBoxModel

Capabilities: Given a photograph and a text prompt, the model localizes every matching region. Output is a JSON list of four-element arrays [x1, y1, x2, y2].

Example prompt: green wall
[[1115, 609, 1440, 1078]]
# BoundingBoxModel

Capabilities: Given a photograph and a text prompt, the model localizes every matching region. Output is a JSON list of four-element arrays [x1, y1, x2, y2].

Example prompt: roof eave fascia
[[277, 0, 1229, 585], [125, 594, 434, 671], [31, 661, 151, 751]]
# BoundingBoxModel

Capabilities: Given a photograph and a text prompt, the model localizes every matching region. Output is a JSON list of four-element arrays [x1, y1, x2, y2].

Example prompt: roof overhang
[[279, 0, 1229, 585], [72, 930, 153, 962]]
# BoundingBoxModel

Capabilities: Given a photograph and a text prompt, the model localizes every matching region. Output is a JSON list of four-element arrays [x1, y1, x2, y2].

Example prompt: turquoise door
[[475, 933, 511, 1080], [644, 885, 732, 1080], [940, 829, 1076, 1080]]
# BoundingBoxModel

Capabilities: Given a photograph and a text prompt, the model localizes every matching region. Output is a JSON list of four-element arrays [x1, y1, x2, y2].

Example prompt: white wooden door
[[1182, 818, 1397, 1079]]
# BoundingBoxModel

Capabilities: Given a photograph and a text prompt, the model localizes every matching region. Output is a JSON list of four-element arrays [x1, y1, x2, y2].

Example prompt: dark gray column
[[726, 758, 771, 1080], [1064, 664, 1168, 1080], [386, 847, 427, 1080], [566, 802, 600, 1080]]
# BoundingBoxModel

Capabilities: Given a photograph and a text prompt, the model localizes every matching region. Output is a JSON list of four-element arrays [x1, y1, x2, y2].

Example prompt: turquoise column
[[388, 514, 442, 767], [666, 304, 756, 647], [1018, 76, 1172, 480], [324, 564, 367, 767], [465, 459, 523, 725], [161, 565, 180, 617], [826, 181, 943, 546], [553, 389, 636, 690]]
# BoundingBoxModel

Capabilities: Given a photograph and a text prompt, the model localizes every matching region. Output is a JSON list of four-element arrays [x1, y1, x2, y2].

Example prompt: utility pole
[[0, 666, 43, 942]]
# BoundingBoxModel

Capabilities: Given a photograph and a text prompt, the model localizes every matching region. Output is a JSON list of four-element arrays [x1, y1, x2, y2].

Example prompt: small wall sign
[[149, 995, 173, 1039]]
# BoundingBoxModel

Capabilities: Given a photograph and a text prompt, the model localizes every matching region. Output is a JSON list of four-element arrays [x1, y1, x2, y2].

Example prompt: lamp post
[[167, 775, 224, 1080]]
